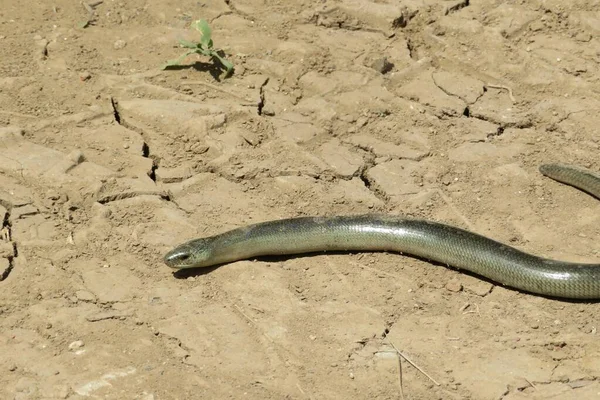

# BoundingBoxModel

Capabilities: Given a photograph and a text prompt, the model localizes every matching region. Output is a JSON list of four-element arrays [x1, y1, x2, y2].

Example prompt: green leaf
[[192, 19, 213, 49], [161, 50, 198, 69], [196, 48, 213, 57], [161, 18, 234, 77], [178, 39, 199, 49], [211, 54, 234, 78]]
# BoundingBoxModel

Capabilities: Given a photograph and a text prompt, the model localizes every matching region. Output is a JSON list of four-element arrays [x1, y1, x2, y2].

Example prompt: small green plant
[[162, 19, 234, 78]]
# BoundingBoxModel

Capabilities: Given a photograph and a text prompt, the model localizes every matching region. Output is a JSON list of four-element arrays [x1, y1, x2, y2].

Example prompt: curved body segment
[[164, 164, 600, 299]]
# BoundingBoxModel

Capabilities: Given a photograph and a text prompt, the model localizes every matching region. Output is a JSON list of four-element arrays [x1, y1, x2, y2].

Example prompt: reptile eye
[[176, 253, 190, 261]]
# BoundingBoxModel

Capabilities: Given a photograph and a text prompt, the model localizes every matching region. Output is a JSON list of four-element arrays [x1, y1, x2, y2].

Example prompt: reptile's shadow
[[172, 251, 599, 304]]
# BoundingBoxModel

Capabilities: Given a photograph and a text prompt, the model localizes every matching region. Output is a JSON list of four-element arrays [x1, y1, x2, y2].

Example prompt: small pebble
[[465, 282, 493, 297], [79, 71, 92, 81], [445, 279, 463, 292], [370, 57, 394, 74], [8, 364, 17, 371], [75, 290, 95, 302], [356, 117, 368, 127], [574, 32, 592, 42], [68, 340, 84, 350], [113, 39, 127, 50], [67, 150, 85, 164]]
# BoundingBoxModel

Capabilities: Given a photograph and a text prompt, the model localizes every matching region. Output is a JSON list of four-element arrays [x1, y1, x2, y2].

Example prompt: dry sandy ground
[[1, 0, 600, 399]]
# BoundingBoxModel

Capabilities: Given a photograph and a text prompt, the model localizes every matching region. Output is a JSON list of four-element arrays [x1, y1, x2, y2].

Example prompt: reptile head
[[163, 237, 216, 269]]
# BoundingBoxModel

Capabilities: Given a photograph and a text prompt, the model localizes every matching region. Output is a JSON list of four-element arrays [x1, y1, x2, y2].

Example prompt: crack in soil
[[257, 77, 270, 116], [223, 0, 254, 21], [406, 37, 418, 60], [431, 72, 471, 105], [110, 97, 121, 124], [427, 77, 524, 137], [110, 97, 161, 183], [445, 0, 470, 15], [0, 209, 15, 281], [358, 164, 390, 204], [555, 108, 600, 125], [97, 191, 170, 204]]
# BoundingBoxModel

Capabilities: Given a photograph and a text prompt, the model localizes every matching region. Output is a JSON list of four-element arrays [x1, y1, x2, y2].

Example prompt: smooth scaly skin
[[539, 163, 600, 199], [164, 164, 600, 299]]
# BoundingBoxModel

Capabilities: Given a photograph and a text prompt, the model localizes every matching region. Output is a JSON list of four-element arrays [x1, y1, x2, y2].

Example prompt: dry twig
[[389, 341, 441, 386], [485, 84, 516, 103]]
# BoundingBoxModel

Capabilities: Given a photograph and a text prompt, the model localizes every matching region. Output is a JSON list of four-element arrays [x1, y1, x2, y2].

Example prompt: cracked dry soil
[[1, 1, 600, 399]]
